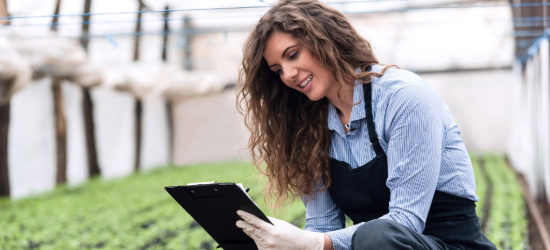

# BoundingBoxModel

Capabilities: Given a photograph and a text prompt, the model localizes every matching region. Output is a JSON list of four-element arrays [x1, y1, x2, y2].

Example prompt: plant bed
[[510, 161, 550, 250], [471, 154, 491, 225], [0, 162, 306, 250], [0, 156, 530, 250], [535, 198, 550, 247], [527, 208, 546, 250], [482, 155, 528, 250]]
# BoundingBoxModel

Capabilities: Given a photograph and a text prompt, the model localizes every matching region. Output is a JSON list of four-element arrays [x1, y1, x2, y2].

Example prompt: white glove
[[236, 210, 325, 250]]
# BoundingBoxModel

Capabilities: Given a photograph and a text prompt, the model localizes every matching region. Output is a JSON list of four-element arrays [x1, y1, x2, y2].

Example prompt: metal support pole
[[0, 0, 8, 26]]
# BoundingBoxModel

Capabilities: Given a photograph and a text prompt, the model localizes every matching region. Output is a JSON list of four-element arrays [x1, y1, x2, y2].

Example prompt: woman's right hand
[[236, 210, 325, 250]]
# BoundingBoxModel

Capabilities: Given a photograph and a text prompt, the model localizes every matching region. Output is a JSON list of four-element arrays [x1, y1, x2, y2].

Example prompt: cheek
[[299, 51, 315, 67]]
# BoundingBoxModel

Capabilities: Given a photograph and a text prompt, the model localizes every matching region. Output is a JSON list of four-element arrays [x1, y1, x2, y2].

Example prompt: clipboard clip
[[187, 181, 217, 186]]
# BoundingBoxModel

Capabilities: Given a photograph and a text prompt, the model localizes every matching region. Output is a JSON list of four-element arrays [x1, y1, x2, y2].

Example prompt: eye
[[289, 51, 299, 60]]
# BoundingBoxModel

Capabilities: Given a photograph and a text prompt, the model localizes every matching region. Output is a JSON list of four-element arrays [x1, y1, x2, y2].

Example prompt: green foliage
[[470, 154, 487, 220], [0, 155, 529, 250], [0, 162, 306, 250], [345, 216, 353, 228], [483, 155, 528, 250]]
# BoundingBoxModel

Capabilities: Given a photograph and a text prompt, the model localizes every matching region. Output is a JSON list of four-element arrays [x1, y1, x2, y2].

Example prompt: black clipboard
[[165, 182, 272, 250]]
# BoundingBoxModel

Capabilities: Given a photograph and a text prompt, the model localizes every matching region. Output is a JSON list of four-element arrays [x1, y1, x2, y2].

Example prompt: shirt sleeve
[[301, 179, 361, 250], [379, 84, 445, 233]]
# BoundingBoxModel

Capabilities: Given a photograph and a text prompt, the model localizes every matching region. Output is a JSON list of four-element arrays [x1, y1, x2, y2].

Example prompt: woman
[[235, 1, 496, 250]]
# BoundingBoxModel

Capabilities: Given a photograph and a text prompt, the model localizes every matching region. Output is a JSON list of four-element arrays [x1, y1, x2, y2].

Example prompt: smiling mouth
[[299, 75, 313, 88]]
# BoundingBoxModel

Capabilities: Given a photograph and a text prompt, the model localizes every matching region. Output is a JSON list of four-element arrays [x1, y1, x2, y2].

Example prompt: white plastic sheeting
[[92, 63, 231, 99], [0, 37, 32, 104], [420, 70, 513, 154], [66, 65, 104, 88], [157, 69, 232, 100], [91, 87, 136, 180], [541, 39, 550, 203], [1, 2, 235, 199], [140, 97, 170, 171], [3, 54, 237, 198], [62, 82, 89, 187], [508, 36, 550, 202], [8, 78, 56, 199], [173, 91, 249, 165], [8, 32, 86, 79], [3, 29, 101, 88], [7, 79, 92, 198]]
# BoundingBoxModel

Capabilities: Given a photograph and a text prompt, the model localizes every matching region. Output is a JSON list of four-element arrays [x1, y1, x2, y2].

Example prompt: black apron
[[327, 82, 496, 250]]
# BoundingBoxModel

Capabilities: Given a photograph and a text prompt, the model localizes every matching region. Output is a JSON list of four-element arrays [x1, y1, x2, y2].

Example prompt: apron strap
[[363, 82, 385, 158]]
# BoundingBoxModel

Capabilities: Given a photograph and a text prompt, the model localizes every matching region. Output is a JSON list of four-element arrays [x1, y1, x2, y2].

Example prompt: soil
[[534, 198, 550, 250], [507, 158, 550, 250], [528, 209, 546, 250]]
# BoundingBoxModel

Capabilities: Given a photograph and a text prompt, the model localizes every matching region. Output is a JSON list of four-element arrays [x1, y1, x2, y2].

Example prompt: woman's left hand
[[236, 210, 324, 250]]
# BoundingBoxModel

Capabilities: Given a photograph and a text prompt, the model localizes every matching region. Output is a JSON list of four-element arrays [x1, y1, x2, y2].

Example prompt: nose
[[281, 65, 298, 84]]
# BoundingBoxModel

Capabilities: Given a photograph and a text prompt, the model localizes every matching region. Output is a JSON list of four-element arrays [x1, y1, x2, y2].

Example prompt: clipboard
[[165, 182, 272, 250]]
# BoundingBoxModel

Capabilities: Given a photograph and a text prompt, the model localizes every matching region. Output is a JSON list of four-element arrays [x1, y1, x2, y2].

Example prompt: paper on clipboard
[[186, 181, 252, 199]]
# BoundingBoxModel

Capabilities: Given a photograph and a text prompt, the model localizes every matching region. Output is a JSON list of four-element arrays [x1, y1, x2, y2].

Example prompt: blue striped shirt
[[300, 65, 478, 250]]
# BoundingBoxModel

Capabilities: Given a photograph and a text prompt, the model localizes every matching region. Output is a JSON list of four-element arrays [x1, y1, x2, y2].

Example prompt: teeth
[[300, 75, 313, 87]]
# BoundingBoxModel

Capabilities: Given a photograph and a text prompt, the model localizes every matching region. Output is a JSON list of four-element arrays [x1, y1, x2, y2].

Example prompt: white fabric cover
[[173, 91, 250, 165], [508, 39, 550, 200], [8, 78, 56, 199], [62, 82, 89, 187], [140, 97, 170, 171], [0, 37, 32, 105], [9, 31, 86, 79], [66, 65, 104, 88], [91, 87, 136, 180], [89, 63, 232, 99], [540, 39, 550, 203], [157, 68, 232, 100]]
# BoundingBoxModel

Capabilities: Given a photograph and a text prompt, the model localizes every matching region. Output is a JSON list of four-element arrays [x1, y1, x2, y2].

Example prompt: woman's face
[[263, 32, 337, 101]]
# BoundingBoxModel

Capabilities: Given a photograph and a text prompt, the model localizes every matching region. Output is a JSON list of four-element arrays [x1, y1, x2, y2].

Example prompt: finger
[[247, 230, 263, 242], [237, 220, 264, 239], [241, 228, 252, 237], [236, 220, 255, 231], [237, 219, 273, 244], [237, 210, 256, 223], [237, 221, 263, 242], [236, 221, 257, 238], [237, 210, 269, 230]]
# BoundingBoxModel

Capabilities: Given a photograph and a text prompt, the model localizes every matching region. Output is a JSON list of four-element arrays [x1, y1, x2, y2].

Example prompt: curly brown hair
[[237, 0, 393, 208]]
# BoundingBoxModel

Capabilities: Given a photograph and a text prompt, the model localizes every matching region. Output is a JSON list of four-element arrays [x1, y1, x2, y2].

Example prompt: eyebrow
[[268, 44, 298, 68]]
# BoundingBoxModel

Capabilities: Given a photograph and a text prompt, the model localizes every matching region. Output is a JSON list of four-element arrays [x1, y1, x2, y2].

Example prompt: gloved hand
[[236, 210, 325, 250]]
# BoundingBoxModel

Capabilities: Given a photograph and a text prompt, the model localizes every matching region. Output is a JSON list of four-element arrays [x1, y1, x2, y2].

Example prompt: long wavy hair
[[237, 0, 393, 208]]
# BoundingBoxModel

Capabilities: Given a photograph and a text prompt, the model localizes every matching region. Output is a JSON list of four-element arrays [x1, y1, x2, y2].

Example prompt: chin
[[306, 93, 324, 102]]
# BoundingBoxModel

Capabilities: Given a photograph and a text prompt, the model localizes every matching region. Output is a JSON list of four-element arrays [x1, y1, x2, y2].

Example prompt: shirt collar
[[327, 80, 366, 131]]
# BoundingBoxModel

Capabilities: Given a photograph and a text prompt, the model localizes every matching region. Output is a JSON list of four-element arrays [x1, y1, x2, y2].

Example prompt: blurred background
[[0, 0, 549, 249]]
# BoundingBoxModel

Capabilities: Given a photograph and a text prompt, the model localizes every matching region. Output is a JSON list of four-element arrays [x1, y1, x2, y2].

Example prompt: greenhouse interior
[[1, 0, 550, 249]]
